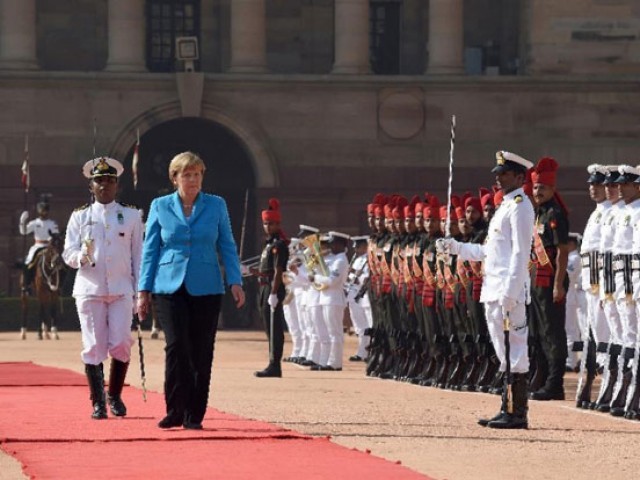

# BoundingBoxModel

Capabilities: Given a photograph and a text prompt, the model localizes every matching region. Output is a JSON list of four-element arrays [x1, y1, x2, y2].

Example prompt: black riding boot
[[488, 372, 529, 429], [85, 363, 107, 419], [107, 359, 129, 416]]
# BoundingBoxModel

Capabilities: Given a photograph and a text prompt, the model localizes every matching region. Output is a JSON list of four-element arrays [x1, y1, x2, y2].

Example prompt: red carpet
[[0, 362, 431, 479]]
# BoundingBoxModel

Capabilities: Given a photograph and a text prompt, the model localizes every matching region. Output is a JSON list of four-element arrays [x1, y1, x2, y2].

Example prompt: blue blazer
[[138, 192, 242, 295]]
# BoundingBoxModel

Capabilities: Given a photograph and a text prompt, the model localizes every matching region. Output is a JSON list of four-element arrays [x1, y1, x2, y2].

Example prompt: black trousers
[[153, 285, 222, 424], [258, 284, 285, 366], [531, 284, 568, 390]]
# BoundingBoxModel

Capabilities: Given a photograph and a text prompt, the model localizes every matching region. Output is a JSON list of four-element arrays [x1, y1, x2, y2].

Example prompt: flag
[[21, 135, 30, 193], [132, 129, 140, 189]]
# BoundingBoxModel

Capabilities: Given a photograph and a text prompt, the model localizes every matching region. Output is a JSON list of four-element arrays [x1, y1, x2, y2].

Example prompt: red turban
[[423, 195, 440, 219], [531, 157, 558, 187], [261, 198, 281, 222]]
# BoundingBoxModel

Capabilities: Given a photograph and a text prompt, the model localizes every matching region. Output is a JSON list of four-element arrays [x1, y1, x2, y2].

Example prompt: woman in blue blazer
[[137, 151, 245, 430]]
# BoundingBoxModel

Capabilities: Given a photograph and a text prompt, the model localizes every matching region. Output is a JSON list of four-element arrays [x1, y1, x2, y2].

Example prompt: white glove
[[436, 237, 460, 255], [499, 296, 517, 315], [268, 293, 278, 309], [20, 211, 28, 225]]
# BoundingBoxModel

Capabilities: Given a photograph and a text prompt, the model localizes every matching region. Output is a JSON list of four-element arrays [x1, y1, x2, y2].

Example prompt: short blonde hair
[[168, 151, 206, 181]]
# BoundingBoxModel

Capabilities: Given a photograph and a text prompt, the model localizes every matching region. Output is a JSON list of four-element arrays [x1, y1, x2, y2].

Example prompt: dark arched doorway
[[119, 117, 259, 328]]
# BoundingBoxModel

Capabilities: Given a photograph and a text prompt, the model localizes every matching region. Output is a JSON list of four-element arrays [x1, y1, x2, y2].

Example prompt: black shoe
[[91, 402, 107, 420], [301, 360, 317, 367], [158, 414, 184, 429], [349, 355, 364, 362], [610, 407, 626, 417], [529, 388, 565, 401], [254, 366, 282, 378], [478, 411, 505, 427], [310, 365, 325, 371], [487, 414, 528, 429], [183, 421, 203, 430], [107, 394, 127, 417], [319, 365, 342, 371], [294, 357, 306, 364], [283, 357, 297, 363]]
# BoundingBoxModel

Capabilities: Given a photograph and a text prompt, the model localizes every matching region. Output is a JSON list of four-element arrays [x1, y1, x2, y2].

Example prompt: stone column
[[332, 0, 370, 74], [0, 0, 38, 70], [106, 0, 146, 72], [229, 0, 267, 73], [427, 0, 464, 74]]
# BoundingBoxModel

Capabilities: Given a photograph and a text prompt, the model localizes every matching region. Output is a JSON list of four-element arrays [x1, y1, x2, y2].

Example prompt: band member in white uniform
[[346, 235, 371, 361], [439, 151, 535, 429], [565, 233, 585, 371], [282, 238, 304, 362], [62, 157, 143, 420], [311, 231, 350, 371]]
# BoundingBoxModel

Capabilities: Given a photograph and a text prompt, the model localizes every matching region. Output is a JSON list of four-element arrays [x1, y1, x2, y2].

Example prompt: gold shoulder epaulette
[[514, 194, 523, 204], [117, 201, 139, 209], [73, 203, 90, 212]]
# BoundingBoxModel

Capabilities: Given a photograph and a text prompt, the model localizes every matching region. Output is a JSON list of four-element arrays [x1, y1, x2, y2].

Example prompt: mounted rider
[[19, 199, 59, 294]]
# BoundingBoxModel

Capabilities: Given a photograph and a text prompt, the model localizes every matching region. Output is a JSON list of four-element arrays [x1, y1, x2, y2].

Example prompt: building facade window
[[370, 1, 401, 75], [146, 0, 200, 72]]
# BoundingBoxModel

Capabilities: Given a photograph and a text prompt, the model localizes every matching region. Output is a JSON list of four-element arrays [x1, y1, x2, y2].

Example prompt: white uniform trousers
[[76, 294, 134, 365], [484, 301, 529, 373], [347, 295, 370, 359], [294, 291, 311, 359], [615, 272, 638, 349], [603, 299, 623, 346], [586, 290, 609, 345], [565, 299, 581, 369], [323, 305, 345, 369], [307, 305, 329, 365], [283, 296, 303, 358]]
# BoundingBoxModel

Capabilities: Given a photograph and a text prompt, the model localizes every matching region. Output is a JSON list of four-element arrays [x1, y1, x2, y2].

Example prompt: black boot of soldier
[[478, 373, 508, 427], [85, 363, 107, 419], [107, 359, 129, 416], [488, 372, 529, 429], [576, 340, 597, 409], [610, 349, 634, 416], [595, 344, 620, 411], [254, 362, 282, 378]]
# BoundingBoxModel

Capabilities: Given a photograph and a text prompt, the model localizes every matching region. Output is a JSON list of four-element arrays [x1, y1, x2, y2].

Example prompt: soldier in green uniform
[[254, 198, 289, 378], [529, 157, 570, 400]]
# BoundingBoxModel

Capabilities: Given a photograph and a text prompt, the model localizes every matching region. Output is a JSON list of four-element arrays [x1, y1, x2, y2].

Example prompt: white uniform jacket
[[316, 251, 349, 307], [580, 200, 607, 291], [456, 187, 535, 304], [63, 201, 144, 297]]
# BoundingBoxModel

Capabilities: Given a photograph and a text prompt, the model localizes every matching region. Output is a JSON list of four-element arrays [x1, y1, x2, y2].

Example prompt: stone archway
[[110, 101, 279, 188]]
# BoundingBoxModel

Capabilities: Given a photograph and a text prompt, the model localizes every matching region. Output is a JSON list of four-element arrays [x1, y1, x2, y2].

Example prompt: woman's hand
[[231, 284, 245, 308], [137, 291, 151, 320]]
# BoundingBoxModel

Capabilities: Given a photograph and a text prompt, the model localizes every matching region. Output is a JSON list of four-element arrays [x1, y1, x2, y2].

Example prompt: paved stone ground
[[1, 330, 640, 480]]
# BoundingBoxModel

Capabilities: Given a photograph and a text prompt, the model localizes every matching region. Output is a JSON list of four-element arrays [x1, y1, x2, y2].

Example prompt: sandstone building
[[1, 0, 639, 307]]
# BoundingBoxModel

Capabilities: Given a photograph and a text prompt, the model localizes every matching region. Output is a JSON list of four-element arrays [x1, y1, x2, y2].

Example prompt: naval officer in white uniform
[[63, 157, 144, 420]]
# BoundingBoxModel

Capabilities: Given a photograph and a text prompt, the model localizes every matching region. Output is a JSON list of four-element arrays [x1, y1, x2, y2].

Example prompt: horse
[[21, 232, 66, 340]]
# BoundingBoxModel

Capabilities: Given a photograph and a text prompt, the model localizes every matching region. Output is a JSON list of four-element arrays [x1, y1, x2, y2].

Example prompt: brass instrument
[[300, 234, 330, 291], [240, 254, 261, 277]]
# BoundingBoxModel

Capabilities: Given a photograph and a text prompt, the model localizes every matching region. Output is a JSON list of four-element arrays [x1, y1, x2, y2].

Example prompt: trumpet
[[300, 234, 330, 291]]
